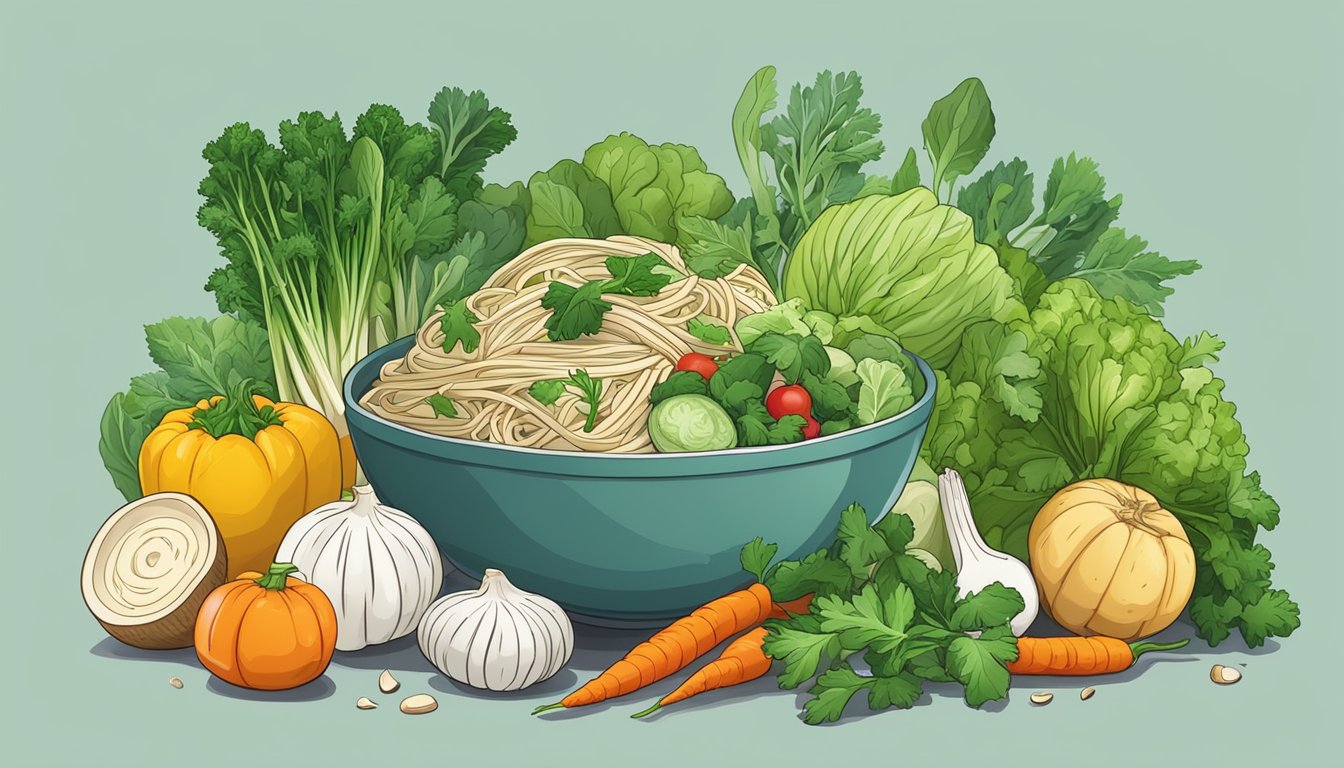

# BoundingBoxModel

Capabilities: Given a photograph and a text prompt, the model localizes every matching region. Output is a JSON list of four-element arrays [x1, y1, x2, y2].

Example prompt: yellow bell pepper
[[138, 384, 343, 576]]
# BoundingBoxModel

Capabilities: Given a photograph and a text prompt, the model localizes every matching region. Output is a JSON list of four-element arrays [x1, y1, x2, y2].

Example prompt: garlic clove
[[378, 669, 400, 694], [356, 697, 378, 710], [1029, 692, 1053, 705], [1210, 664, 1242, 685], [1080, 686, 1096, 701], [168, 676, 184, 689], [400, 694, 438, 714]]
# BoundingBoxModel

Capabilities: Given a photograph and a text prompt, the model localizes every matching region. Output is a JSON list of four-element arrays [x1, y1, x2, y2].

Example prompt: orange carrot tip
[[532, 702, 565, 716]]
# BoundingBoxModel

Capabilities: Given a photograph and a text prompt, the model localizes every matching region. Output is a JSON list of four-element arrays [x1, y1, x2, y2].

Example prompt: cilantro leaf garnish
[[438, 299, 481, 354], [424, 393, 458, 418]]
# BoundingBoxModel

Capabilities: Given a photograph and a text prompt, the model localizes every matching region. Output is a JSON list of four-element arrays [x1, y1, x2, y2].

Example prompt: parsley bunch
[[745, 503, 1024, 724]]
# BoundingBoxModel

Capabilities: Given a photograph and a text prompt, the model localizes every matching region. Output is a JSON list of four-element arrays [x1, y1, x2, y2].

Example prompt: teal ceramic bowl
[[344, 337, 936, 627]]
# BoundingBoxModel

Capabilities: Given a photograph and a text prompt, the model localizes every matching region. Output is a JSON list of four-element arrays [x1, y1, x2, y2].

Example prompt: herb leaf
[[437, 299, 482, 354], [564, 369, 603, 433], [541, 281, 612, 342], [649, 370, 709, 405], [946, 625, 1019, 707], [747, 332, 829, 383], [425, 393, 458, 418], [922, 77, 995, 200], [603, 253, 673, 296], [528, 380, 567, 406], [740, 537, 778, 582], [688, 316, 733, 346], [949, 583, 1026, 632]]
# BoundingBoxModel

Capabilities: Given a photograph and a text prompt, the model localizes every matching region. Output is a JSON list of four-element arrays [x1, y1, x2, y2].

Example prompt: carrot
[[532, 583, 774, 715], [629, 627, 772, 719], [1007, 636, 1190, 676]]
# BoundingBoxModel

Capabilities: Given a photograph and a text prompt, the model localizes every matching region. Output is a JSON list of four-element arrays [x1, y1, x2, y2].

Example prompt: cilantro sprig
[[528, 369, 604, 432], [542, 253, 676, 341], [749, 502, 1024, 725]]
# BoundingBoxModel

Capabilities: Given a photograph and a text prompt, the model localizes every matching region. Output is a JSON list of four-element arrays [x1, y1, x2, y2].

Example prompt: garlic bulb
[[418, 569, 573, 691], [275, 485, 444, 651], [938, 468, 1040, 636]]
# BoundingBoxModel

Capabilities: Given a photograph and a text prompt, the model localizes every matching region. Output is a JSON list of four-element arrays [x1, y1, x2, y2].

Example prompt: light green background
[[1, 0, 1338, 765]]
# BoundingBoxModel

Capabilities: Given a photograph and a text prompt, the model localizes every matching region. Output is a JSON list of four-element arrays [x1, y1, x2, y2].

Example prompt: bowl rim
[[344, 335, 937, 465]]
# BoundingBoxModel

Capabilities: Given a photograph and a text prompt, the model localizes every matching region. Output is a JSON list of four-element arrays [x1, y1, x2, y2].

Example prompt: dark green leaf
[[801, 371, 854, 421], [603, 252, 674, 297], [892, 148, 921, 195], [649, 371, 709, 405], [950, 583, 1026, 632], [541, 280, 612, 341], [438, 299, 482, 353], [747, 332, 830, 383], [946, 625, 1018, 707], [922, 77, 995, 198], [763, 623, 840, 689]]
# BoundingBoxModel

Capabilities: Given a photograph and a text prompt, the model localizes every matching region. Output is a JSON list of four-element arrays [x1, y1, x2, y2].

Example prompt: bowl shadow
[[205, 675, 336, 702]]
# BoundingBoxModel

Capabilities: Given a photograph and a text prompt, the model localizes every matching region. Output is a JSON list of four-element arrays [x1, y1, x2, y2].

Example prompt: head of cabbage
[[782, 187, 1021, 369]]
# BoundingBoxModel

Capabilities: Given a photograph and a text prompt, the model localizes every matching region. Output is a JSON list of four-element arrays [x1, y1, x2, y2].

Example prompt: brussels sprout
[[648, 394, 736, 452]]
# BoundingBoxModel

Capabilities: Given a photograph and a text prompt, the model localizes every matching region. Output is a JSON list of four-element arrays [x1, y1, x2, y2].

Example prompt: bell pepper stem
[[255, 563, 300, 591]]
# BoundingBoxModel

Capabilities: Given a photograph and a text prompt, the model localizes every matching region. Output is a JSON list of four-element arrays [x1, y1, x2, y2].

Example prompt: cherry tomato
[[675, 352, 719, 380], [766, 384, 813, 419], [802, 415, 821, 440]]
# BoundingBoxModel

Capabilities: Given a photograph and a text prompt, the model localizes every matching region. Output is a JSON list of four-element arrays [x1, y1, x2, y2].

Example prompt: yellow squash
[[1028, 478, 1195, 641], [139, 385, 343, 576]]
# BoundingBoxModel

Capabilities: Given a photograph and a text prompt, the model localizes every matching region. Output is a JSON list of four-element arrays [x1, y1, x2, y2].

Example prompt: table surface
[[1, 1, 1338, 766]]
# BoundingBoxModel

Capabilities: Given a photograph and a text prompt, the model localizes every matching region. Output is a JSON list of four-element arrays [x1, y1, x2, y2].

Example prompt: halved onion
[[81, 493, 227, 649]]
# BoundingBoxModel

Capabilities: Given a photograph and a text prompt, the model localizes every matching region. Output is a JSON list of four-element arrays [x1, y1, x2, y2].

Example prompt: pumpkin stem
[[1113, 496, 1166, 537], [255, 563, 300, 591], [187, 378, 284, 441]]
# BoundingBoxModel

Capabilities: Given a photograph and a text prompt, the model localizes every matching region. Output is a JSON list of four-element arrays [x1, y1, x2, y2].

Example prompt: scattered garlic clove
[[1210, 664, 1242, 685], [1080, 686, 1095, 701], [356, 697, 378, 710], [168, 676, 184, 689], [400, 694, 438, 714], [379, 669, 400, 694], [1029, 692, 1053, 705]]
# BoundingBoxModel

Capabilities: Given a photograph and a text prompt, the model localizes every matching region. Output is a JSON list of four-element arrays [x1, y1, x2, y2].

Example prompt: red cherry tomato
[[766, 384, 813, 419], [802, 415, 821, 440], [675, 352, 719, 380]]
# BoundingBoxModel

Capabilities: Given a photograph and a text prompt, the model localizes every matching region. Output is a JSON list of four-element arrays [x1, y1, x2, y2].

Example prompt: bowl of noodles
[[345, 236, 936, 626]]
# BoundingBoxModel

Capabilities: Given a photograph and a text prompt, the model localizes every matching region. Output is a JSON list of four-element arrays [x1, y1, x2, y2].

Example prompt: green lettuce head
[[782, 187, 1019, 368], [582, 133, 734, 242]]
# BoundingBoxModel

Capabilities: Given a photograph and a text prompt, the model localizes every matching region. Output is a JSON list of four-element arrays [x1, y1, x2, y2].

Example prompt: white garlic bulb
[[275, 485, 444, 651], [418, 569, 573, 691]]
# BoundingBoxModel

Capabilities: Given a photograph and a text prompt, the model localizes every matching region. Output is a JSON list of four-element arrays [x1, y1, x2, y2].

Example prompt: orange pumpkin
[[194, 563, 337, 690]]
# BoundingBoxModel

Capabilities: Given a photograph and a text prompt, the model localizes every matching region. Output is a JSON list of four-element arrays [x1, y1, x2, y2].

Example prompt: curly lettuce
[[922, 279, 1299, 647]]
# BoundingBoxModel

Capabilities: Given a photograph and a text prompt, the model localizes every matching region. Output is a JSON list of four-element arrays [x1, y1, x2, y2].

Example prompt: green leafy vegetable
[[734, 298, 814, 347], [756, 504, 1023, 723], [1070, 228, 1200, 316], [783, 188, 1019, 368], [648, 394, 736, 452], [709, 353, 776, 402], [687, 316, 732, 346], [426, 86, 518, 201], [856, 359, 914, 425], [98, 316, 278, 500], [747, 332, 829, 383], [649, 371, 710, 405], [582, 133, 734, 243], [425, 394, 458, 418], [922, 77, 995, 202], [541, 253, 674, 341], [923, 279, 1297, 647]]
